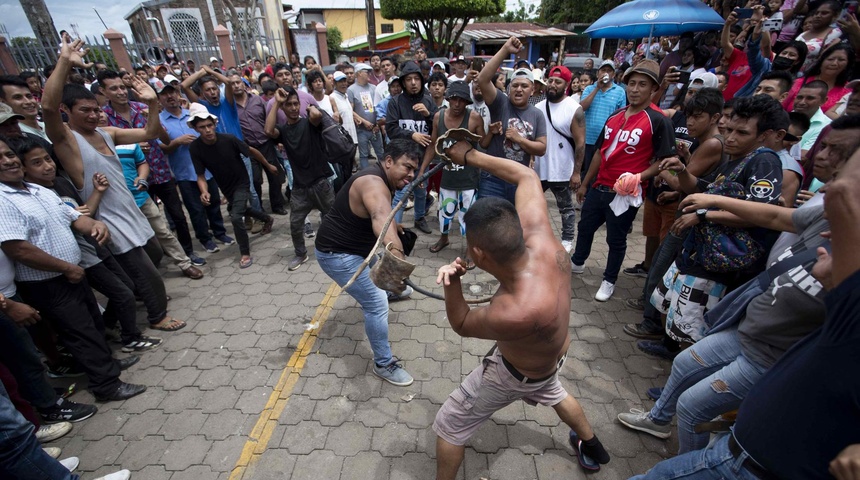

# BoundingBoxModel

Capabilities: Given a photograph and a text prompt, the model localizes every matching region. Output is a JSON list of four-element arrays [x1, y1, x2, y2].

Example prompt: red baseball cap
[[547, 66, 572, 83]]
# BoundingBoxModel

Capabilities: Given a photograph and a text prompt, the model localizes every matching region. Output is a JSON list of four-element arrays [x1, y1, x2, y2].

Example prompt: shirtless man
[[433, 142, 610, 478]]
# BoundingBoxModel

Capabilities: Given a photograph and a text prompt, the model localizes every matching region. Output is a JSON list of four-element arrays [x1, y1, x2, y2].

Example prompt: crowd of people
[[0, 0, 859, 476]]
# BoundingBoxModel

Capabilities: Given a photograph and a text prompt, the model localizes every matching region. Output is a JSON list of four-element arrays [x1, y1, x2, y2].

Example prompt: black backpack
[[316, 108, 357, 191]]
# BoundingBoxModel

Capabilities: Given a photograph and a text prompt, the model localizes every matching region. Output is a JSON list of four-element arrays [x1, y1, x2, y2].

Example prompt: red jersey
[[594, 104, 676, 188]]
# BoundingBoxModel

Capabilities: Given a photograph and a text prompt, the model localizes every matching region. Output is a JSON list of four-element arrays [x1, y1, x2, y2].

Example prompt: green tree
[[84, 47, 118, 70], [327, 26, 343, 62], [541, 0, 623, 24], [478, 0, 539, 22], [9, 37, 55, 69], [381, 0, 505, 55]]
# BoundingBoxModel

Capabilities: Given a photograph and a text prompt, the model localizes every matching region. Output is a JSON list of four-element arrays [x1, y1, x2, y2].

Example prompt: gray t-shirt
[[487, 92, 547, 166], [347, 83, 378, 124], [739, 203, 828, 369], [73, 129, 154, 255]]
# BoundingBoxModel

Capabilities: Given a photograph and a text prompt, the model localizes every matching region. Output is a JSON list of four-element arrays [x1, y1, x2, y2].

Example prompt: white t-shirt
[[374, 80, 390, 105], [468, 99, 491, 135], [316, 94, 334, 117], [331, 90, 358, 144], [534, 96, 580, 182], [0, 249, 15, 297]]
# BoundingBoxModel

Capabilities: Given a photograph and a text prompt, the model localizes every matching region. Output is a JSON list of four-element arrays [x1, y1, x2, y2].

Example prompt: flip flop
[[569, 430, 601, 472], [150, 317, 187, 332], [240, 257, 254, 269], [429, 240, 449, 253]]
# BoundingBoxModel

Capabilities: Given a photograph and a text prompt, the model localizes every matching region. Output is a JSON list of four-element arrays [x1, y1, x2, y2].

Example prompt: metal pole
[[93, 8, 109, 30]]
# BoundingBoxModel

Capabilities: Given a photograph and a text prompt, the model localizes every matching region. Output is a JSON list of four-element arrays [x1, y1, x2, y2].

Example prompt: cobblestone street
[[49, 192, 677, 479]]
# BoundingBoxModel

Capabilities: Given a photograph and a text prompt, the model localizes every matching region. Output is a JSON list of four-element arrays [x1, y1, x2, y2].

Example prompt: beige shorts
[[432, 346, 569, 446]]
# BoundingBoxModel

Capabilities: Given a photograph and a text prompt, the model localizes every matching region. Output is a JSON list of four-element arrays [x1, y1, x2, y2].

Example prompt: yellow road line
[[229, 282, 342, 480]]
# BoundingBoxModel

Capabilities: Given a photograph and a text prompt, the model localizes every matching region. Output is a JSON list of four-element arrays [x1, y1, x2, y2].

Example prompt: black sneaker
[[46, 360, 86, 379], [94, 382, 147, 402], [623, 263, 649, 278], [40, 398, 98, 424], [121, 336, 162, 353]]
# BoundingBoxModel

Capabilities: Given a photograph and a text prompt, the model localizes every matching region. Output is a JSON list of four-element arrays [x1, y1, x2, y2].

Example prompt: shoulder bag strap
[[544, 101, 575, 147]]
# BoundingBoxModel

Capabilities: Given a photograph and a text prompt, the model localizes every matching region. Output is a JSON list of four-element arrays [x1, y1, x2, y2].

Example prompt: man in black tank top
[[315, 139, 423, 387], [418, 82, 487, 266]]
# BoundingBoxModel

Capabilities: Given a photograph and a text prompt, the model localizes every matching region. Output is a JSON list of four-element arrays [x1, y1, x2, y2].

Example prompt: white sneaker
[[595, 280, 615, 302], [94, 470, 131, 480], [60, 456, 79, 472], [561, 240, 573, 254], [571, 261, 585, 274], [43, 447, 61, 459], [35, 421, 72, 443]]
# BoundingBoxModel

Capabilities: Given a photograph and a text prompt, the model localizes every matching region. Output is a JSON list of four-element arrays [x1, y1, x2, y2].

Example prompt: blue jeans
[[641, 231, 684, 331], [0, 378, 78, 479], [392, 183, 427, 224], [649, 327, 769, 453], [241, 155, 262, 211], [356, 128, 384, 169], [176, 179, 227, 244], [479, 171, 517, 204], [542, 181, 576, 241], [631, 433, 760, 480], [315, 249, 394, 367], [571, 187, 639, 283]]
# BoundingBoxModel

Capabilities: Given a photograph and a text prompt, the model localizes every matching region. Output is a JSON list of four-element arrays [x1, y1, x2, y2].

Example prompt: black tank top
[[315, 163, 393, 257]]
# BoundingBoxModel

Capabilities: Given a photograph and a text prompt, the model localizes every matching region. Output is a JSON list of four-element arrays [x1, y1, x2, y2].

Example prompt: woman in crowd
[[784, 43, 856, 111], [794, 1, 843, 72]]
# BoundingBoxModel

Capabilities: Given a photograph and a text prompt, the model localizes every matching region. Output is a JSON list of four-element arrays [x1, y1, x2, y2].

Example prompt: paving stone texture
[[48, 192, 679, 479]]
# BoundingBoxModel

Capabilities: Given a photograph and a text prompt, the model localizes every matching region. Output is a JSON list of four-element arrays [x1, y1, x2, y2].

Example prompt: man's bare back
[[495, 238, 572, 378], [436, 141, 572, 378]]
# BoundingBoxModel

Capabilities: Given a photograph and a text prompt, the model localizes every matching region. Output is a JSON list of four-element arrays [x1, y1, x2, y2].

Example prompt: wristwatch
[[696, 208, 708, 223]]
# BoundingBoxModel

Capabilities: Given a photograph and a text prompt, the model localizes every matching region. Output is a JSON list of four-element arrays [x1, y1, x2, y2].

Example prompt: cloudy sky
[[0, 0, 541, 40], [0, 1, 133, 40]]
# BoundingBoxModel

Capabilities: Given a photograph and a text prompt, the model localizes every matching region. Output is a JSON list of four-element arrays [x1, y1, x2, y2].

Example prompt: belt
[[593, 185, 615, 193], [497, 351, 566, 384], [728, 433, 778, 480]]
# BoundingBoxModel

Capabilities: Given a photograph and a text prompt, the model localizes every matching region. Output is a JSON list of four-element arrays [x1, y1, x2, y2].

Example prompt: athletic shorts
[[432, 346, 568, 446], [650, 261, 728, 344]]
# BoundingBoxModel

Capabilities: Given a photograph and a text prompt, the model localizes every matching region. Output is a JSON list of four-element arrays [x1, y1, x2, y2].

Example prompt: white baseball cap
[[186, 102, 218, 127], [333, 71, 347, 81]]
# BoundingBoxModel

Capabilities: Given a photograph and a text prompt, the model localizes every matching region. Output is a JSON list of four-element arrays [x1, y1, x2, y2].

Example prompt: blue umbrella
[[584, 0, 725, 39]]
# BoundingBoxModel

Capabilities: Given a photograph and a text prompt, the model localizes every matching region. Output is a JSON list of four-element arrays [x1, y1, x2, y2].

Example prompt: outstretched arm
[[445, 141, 549, 237], [42, 38, 87, 188], [679, 194, 798, 232], [477, 37, 522, 107], [104, 78, 163, 146]]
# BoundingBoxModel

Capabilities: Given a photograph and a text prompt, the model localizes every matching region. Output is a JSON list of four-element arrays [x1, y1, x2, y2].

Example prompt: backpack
[[681, 148, 776, 273], [316, 108, 357, 192]]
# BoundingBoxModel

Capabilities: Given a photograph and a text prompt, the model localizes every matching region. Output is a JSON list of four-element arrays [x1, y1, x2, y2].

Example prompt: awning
[[341, 30, 411, 51], [461, 23, 576, 43]]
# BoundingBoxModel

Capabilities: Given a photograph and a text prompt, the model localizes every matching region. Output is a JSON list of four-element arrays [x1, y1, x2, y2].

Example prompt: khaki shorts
[[432, 347, 568, 446]]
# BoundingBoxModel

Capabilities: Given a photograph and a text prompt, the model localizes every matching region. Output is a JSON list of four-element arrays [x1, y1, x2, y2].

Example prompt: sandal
[[429, 239, 449, 253], [150, 317, 187, 332], [240, 257, 254, 269]]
